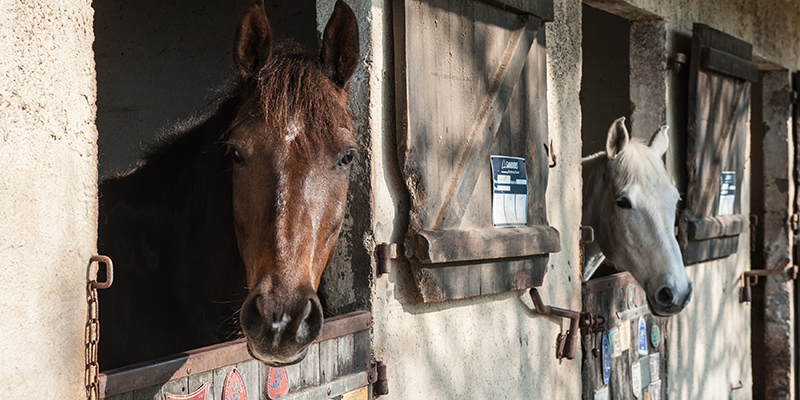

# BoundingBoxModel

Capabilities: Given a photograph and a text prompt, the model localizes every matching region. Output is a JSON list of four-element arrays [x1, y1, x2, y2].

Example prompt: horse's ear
[[606, 117, 629, 159], [234, 1, 272, 79], [649, 125, 670, 157], [320, 0, 360, 89]]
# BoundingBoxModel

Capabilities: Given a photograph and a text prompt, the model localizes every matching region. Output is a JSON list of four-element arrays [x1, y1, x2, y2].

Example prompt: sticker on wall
[[620, 321, 631, 352], [627, 285, 635, 309], [649, 352, 660, 381], [631, 361, 642, 398], [637, 317, 648, 355], [634, 285, 643, 308], [650, 324, 661, 348], [266, 366, 289, 399], [224, 367, 247, 400], [490, 155, 527, 227], [594, 386, 609, 400], [602, 332, 611, 385], [718, 171, 735, 216], [650, 379, 662, 400], [608, 328, 622, 357], [639, 357, 651, 388], [166, 383, 209, 400]]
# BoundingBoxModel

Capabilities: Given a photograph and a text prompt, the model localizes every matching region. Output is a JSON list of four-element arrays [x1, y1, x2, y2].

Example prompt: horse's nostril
[[241, 294, 263, 339], [656, 287, 674, 305], [296, 297, 323, 344]]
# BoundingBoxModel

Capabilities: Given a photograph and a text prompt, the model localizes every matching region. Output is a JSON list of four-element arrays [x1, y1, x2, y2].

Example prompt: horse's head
[[224, 0, 359, 365], [592, 117, 692, 316]]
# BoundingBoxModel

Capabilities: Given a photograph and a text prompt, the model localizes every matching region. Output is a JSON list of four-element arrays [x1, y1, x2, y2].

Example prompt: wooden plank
[[212, 367, 228, 400], [187, 371, 214, 400], [319, 335, 339, 383], [412, 226, 560, 263], [285, 372, 370, 400], [336, 333, 356, 378], [131, 385, 161, 400], [413, 256, 547, 302], [684, 235, 740, 265], [693, 23, 752, 61], [688, 214, 748, 240], [285, 343, 320, 393], [161, 378, 188, 398], [701, 46, 759, 82], [235, 360, 261, 400], [476, 0, 554, 21]]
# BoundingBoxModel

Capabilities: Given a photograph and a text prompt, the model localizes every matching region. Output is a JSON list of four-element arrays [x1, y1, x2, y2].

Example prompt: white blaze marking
[[284, 120, 302, 143]]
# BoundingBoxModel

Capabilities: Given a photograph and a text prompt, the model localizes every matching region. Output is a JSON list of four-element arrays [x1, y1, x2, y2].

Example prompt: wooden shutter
[[394, 0, 559, 302], [678, 24, 756, 265]]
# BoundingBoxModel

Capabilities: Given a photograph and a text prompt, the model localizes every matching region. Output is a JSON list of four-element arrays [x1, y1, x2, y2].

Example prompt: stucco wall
[[366, 0, 585, 397], [0, 0, 98, 398]]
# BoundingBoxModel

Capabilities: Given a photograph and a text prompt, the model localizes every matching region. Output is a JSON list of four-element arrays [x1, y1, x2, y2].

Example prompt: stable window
[[94, 1, 373, 398], [677, 24, 756, 265], [393, 0, 559, 302]]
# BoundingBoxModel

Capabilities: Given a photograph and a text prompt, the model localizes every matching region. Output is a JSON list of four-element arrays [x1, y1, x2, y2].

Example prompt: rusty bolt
[[327, 388, 332, 396]]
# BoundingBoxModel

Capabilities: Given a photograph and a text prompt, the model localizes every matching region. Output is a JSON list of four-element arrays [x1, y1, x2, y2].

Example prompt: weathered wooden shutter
[[678, 24, 757, 265], [394, 0, 559, 302]]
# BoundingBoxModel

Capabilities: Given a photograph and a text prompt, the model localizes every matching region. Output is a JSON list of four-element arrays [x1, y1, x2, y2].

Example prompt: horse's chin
[[246, 342, 309, 367]]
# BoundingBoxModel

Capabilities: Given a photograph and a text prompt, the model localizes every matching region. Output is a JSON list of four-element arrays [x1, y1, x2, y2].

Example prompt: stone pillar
[[758, 70, 795, 400], [629, 19, 668, 140]]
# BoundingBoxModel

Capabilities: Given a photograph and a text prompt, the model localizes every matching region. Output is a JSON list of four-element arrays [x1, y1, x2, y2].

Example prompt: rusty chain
[[87, 255, 114, 400], [86, 282, 100, 400]]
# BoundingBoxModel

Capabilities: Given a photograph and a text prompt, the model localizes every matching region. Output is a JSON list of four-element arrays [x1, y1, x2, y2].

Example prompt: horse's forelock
[[252, 44, 353, 153], [608, 138, 673, 194]]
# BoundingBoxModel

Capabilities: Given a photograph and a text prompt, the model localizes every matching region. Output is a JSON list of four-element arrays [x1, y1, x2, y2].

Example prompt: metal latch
[[529, 288, 606, 360], [377, 243, 402, 277], [740, 258, 798, 303]]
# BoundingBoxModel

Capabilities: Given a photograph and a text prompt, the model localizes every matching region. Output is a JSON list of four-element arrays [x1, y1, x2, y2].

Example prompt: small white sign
[[637, 317, 648, 356], [620, 321, 631, 352], [594, 386, 609, 400], [631, 361, 642, 398], [718, 171, 735, 216], [609, 328, 622, 358], [491, 156, 528, 227], [649, 352, 660, 381], [650, 379, 662, 400]]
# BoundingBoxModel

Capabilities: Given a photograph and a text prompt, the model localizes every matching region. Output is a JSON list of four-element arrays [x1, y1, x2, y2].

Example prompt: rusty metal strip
[[581, 272, 636, 295], [286, 370, 372, 400], [99, 311, 371, 398]]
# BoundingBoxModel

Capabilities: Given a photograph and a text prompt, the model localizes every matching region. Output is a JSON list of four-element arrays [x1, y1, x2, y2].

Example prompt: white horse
[[582, 117, 692, 316]]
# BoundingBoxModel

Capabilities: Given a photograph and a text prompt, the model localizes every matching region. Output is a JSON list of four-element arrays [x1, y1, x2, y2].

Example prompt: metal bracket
[[579, 225, 595, 274], [376, 243, 402, 277], [529, 288, 605, 360], [90, 255, 114, 290], [372, 361, 388, 397], [740, 258, 798, 303], [669, 52, 689, 72]]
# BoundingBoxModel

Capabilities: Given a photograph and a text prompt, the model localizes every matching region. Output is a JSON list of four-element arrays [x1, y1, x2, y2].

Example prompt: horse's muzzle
[[240, 287, 323, 365]]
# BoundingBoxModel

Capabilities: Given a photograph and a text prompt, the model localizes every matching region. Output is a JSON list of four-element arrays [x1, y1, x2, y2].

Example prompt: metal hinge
[[377, 243, 402, 277], [371, 361, 388, 397]]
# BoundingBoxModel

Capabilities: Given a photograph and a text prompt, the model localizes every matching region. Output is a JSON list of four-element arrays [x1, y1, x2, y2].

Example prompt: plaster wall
[[363, 0, 585, 398], [0, 0, 98, 398]]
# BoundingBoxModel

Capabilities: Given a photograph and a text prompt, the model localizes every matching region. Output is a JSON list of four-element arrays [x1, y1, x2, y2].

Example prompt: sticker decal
[[224, 367, 247, 400], [594, 386, 610, 400], [341, 387, 369, 400], [640, 357, 651, 388], [609, 328, 622, 358], [649, 352, 660, 381], [631, 361, 641, 398], [620, 321, 631, 352], [650, 324, 661, 348], [166, 383, 209, 400], [266, 367, 289, 399], [490, 155, 527, 227], [602, 332, 611, 385], [637, 317, 648, 355], [650, 379, 662, 400], [719, 171, 735, 216]]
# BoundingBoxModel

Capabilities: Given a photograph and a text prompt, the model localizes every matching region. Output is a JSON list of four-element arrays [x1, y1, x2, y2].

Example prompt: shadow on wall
[[94, 0, 316, 178]]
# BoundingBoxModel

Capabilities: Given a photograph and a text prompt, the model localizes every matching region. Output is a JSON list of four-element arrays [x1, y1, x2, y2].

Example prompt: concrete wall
[[0, 0, 98, 398]]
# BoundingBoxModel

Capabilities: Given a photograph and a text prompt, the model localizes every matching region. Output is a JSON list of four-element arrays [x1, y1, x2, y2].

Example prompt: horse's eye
[[616, 196, 632, 209], [228, 146, 245, 165], [338, 149, 356, 167]]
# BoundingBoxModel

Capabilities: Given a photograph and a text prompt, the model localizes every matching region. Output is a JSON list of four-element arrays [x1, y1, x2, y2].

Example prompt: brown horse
[[97, 0, 360, 370]]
